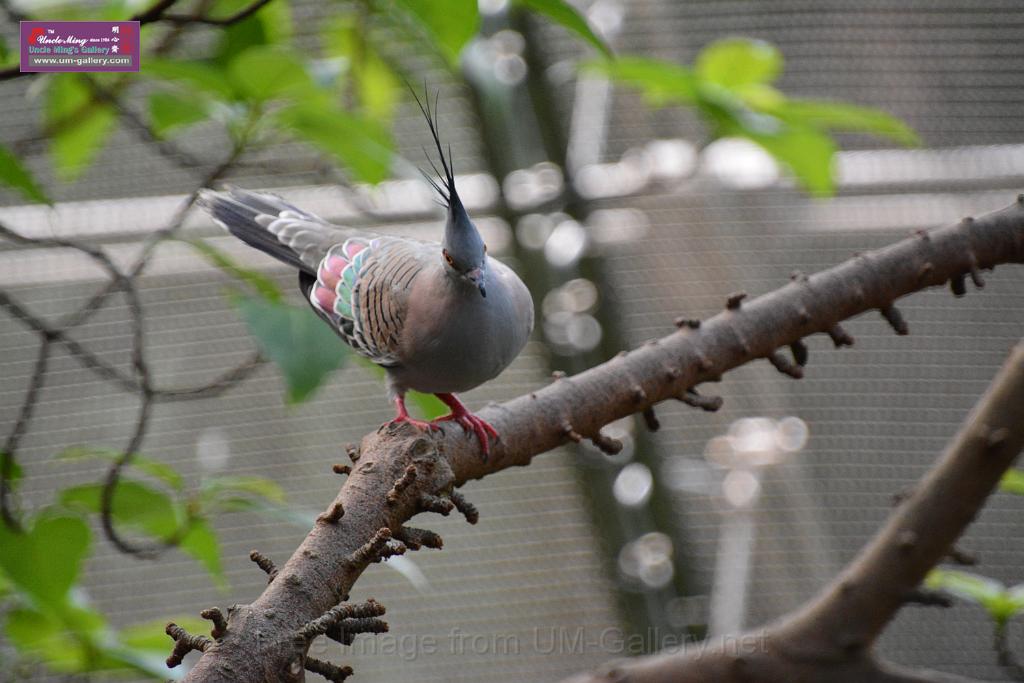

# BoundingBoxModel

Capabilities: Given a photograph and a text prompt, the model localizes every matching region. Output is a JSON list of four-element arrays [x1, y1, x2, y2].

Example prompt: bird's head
[[413, 87, 488, 298], [442, 198, 487, 297]]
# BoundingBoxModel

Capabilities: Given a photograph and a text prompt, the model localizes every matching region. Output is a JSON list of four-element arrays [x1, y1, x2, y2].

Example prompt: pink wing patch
[[320, 256, 345, 288], [313, 285, 336, 310], [310, 239, 368, 319]]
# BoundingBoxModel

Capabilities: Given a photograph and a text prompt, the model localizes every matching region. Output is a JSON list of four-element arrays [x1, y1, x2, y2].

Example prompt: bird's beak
[[467, 268, 486, 298]]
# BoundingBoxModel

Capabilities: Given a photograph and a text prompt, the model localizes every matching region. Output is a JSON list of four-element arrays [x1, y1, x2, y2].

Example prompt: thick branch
[[182, 199, 1024, 682], [449, 201, 1024, 486], [778, 342, 1024, 652], [562, 342, 1024, 683]]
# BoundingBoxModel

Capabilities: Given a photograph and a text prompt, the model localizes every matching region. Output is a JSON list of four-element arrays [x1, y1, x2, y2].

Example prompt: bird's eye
[[483, 244, 488, 253], [443, 249, 454, 266]]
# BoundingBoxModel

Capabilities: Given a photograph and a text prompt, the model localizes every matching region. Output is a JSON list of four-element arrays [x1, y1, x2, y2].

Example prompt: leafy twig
[[0, 121, 256, 553]]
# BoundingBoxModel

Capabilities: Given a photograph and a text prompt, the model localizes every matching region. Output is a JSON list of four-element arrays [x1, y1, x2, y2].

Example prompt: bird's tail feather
[[197, 187, 312, 273]]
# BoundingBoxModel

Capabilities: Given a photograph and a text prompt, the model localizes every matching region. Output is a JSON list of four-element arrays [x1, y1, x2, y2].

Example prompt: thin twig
[[995, 624, 1024, 682], [0, 0, 29, 22], [0, 122, 251, 556], [0, 340, 51, 532], [81, 75, 209, 171]]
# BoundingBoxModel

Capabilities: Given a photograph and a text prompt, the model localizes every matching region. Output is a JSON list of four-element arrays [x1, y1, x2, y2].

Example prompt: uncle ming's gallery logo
[[20, 21, 140, 73]]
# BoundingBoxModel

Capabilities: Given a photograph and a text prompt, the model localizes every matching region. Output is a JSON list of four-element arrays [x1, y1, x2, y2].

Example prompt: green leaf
[[183, 237, 283, 302], [407, 392, 448, 420], [45, 75, 116, 181], [5, 607, 89, 672], [201, 475, 286, 510], [322, 15, 401, 121], [57, 447, 184, 491], [0, 35, 8, 63], [144, 58, 236, 100], [228, 46, 314, 102], [392, 0, 480, 66], [0, 568, 11, 599], [0, 505, 177, 679], [120, 616, 209, 653], [180, 519, 225, 590], [743, 122, 837, 197], [212, 0, 293, 64], [0, 513, 91, 611], [359, 54, 401, 121], [5, 604, 175, 679], [102, 644, 182, 680], [699, 86, 837, 197], [276, 101, 392, 184], [230, 293, 347, 403], [733, 83, 786, 111], [592, 45, 911, 198], [516, 0, 612, 59], [1009, 584, 1024, 615], [148, 91, 209, 138], [776, 99, 920, 146], [0, 453, 23, 492], [0, 144, 50, 205], [696, 37, 782, 89], [1001, 469, 1024, 496], [926, 569, 1024, 627], [58, 481, 225, 587], [927, 569, 1004, 605], [198, 475, 311, 531], [61, 480, 180, 538], [583, 57, 699, 106]]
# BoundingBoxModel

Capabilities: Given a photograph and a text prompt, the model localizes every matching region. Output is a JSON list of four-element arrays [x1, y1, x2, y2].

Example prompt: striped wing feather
[[307, 236, 427, 366]]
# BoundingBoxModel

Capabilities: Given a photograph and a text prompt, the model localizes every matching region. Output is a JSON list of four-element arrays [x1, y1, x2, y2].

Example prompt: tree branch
[[80, 75, 210, 172], [179, 198, 1024, 681], [562, 339, 1024, 683], [777, 340, 1024, 660], [1, 339, 51, 531], [0, 138, 250, 548]]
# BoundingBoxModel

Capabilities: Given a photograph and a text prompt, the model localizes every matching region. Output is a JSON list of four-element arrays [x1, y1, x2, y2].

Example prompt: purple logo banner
[[20, 21, 140, 73]]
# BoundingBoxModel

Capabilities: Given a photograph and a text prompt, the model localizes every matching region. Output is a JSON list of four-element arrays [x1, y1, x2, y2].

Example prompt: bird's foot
[[387, 413, 441, 433], [387, 397, 441, 434], [432, 394, 498, 459]]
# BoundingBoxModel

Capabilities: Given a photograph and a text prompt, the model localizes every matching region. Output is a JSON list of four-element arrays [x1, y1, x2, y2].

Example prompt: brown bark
[[178, 198, 1024, 682], [563, 341, 1024, 683]]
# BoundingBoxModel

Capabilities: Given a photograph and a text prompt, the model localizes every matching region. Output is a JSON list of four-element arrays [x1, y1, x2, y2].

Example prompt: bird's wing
[[199, 187, 352, 273], [305, 236, 430, 366]]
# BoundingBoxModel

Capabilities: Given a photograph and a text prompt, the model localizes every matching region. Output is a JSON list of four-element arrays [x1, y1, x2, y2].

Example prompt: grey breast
[[389, 256, 534, 396]]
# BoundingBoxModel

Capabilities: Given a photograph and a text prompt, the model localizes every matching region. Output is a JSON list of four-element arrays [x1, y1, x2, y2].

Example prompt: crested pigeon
[[198, 92, 534, 457]]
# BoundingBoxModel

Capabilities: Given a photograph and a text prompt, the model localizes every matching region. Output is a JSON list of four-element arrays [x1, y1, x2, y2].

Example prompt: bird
[[197, 91, 534, 458]]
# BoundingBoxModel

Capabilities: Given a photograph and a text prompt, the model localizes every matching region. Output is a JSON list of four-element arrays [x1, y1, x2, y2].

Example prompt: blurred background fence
[[2, 1, 1024, 681]]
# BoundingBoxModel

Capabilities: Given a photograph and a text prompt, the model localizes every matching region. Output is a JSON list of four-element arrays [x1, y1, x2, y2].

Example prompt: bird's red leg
[[387, 395, 440, 432], [432, 393, 498, 457]]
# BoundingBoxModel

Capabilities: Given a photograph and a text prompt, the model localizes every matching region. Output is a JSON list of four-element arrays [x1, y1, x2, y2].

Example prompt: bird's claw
[[433, 411, 498, 459], [387, 414, 442, 433]]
